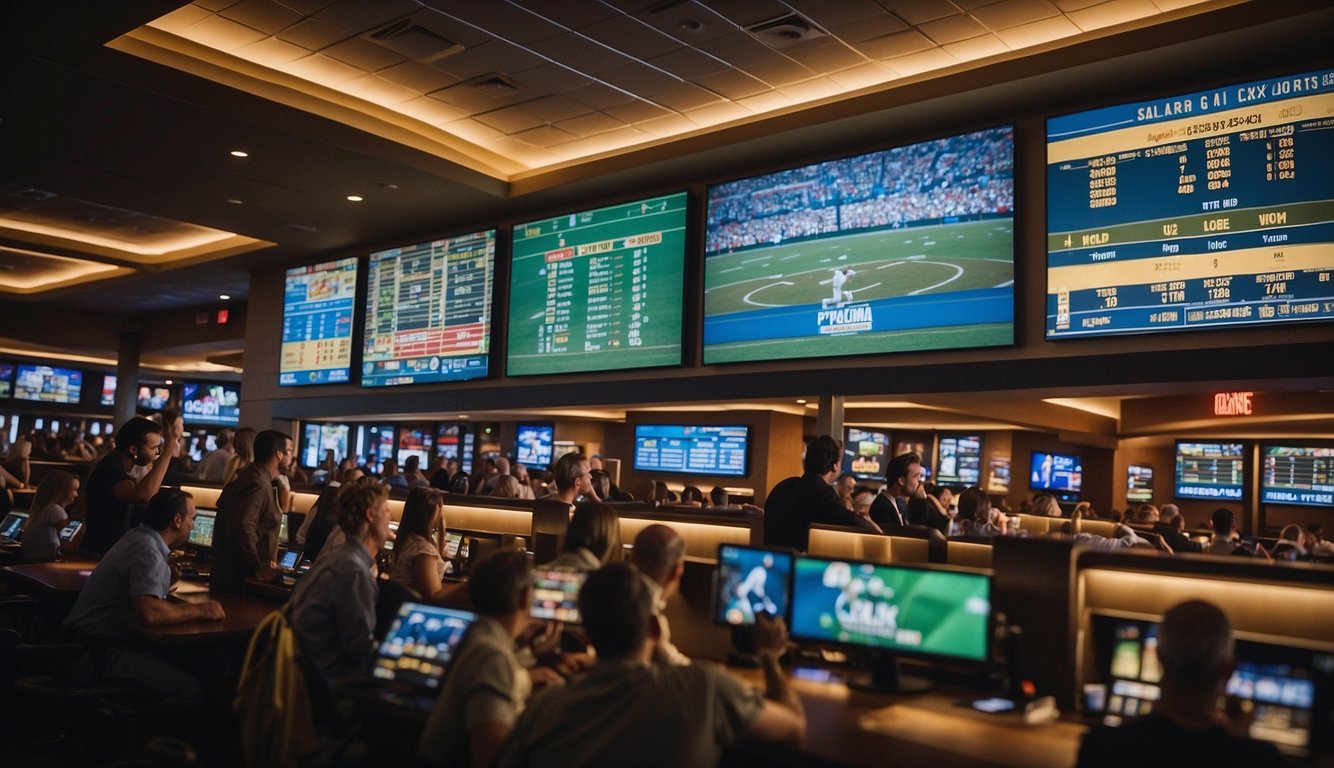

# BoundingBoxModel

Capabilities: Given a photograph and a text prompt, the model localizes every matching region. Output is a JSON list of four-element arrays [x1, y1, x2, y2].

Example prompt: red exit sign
[[1213, 391, 1254, 416]]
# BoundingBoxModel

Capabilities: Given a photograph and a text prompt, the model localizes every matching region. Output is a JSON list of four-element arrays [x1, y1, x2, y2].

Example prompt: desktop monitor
[[188, 510, 216, 548], [789, 555, 991, 692], [1, 511, 28, 540], [713, 544, 794, 627]]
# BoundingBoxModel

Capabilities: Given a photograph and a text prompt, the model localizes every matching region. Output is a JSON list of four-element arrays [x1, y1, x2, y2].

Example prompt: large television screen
[[280, 257, 357, 386], [182, 381, 239, 425], [842, 428, 889, 481], [507, 192, 687, 376], [514, 424, 554, 471], [361, 230, 495, 387], [702, 126, 1014, 365], [1126, 464, 1155, 504], [0, 362, 12, 398], [15, 364, 83, 404], [100, 374, 116, 406], [936, 434, 983, 487], [397, 425, 433, 465], [1046, 69, 1334, 338], [434, 423, 460, 460], [358, 425, 396, 471], [1175, 441, 1245, 500], [1030, 451, 1082, 494], [633, 425, 749, 478], [1261, 445, 1334, 508], [789, 556, 990, 663], [137, 385, 171, 411], [301, 423, 350, 468]]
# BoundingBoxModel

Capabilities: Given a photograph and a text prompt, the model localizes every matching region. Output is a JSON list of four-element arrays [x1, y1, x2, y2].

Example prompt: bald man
[[631, 524, 690, 666], [1077, 600, 1283, 767]]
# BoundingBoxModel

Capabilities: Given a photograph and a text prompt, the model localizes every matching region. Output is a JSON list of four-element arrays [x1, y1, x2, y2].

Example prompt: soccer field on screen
[[703, 219, 1014, 364]]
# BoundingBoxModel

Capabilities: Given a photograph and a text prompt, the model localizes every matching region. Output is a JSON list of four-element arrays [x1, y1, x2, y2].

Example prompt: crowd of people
[[705, 128, 1014, 254]]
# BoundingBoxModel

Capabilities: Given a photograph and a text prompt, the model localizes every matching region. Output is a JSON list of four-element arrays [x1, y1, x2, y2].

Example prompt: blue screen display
[[633, 424, 748, 477], [280, 257, 357, 386]]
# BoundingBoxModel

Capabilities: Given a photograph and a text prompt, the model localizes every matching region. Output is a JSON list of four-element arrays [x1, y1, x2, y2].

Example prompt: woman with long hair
[[391, 487, 463, 601], [22, 470, 79, 560], [222, 427, 255, 485]]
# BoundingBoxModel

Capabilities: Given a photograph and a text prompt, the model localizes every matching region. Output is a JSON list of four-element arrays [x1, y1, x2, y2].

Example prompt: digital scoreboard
[[1261, 445, 1334, 508], [633, 424, 749, 478], [280, 258, 357, 386], [507, 193, 686, 376], [362, 230, 495, 387], [1046, 69, 1334, 338]]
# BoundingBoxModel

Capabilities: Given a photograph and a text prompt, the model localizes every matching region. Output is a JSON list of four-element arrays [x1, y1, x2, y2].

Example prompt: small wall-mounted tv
[[633, 425, 749, 478], [515, 424, 554, 471], [1260, 444, 1333, 508], [15, 364, 83, 404], [181, 381, 240, 425], [1175, 441, 1245, 501], [301, 423, 350, 469], [842, 428, 889, 481], [1030, 451, 1082, 495], [936, 434, 983, 487], [1126, 464, 1154, 504]]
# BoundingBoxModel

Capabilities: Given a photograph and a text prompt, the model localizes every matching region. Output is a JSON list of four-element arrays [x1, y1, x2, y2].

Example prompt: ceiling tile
[[882, 0, 964, 25], [428, 80, 530, 112], [632, 1, 740, 44], [970, 0, 1061, 29], [443, 2, 567, 44], [553, 111, 628, 137], [693, 68, 772, 100], [885, 47, 958, 75], [944, 33, 1010, 60], [518, 64, 596, 93], [1051, 0, 1108, 9], [646, 82, 722, 112], [1066, 0, 1162, 30], [529, 33, 637, 74], [393, 95, 470, 125], [993, 14, 1081, 46], [597, 63, 683, 99], [602, 100, 675, 124], [565, 82, 638, 110], [682, 100, 753, 127], [523, 95, 592, 123], [314, 0, 423, 33], [518, 0, 620, 28], [827, 13, 911, 44], [376, 61, 460, 93], [194, 0, 242, 12], [184, 12, 270, 51], [704, 0, 794, 28], [920, 13, 990, 44], [781, 38, 869, 73], [646, 46, 729, 80], [276, 17, 346, 50], [826, 61, 895, 89], [634, 113, 700, 138], [431, 40, 548, 81], [698, 34, 814, 86], [1152, 0, 1213, 10], [797, 0, 895, 26], [444, 117, 505, 144], [218, 0, 304, 35], [777, 78, 839, 103], [148, 5, 213, 34], [736, 89, 792, 113], [581, 15, 683, 59], [345, 74, 420, 106], [510, 124, 578, 148], [472, 103, 547, 134], [856, 29, 936, 59], [321, 38, 406, 71], [235, 35, 309, 66], [284, 52, 365, 84]]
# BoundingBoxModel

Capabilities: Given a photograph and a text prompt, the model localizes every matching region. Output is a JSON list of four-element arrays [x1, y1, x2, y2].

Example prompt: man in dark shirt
[[1077, 600, 1284, 768], [211, 429, 292, 592], [869, 451, 924, 531], [762, 435, 879, 551], [81, 417, 179, 557]]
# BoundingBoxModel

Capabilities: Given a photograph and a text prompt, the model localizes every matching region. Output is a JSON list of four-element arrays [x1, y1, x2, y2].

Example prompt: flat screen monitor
[[530, 569, 587, 624], [790, 555, 991, 692], [187, 432, 217, 463], [507, 192, 687, 376], [301, 423, 350, 468], [1030, 451, 1082, 495], [1261, 444, 1334, 508], [1126, 464, 1155, 504], [181, 381, 240, 425], [0, 362, 12, 398], [189, 510, 216, 549], [713, 544, 794, 627], [1, 512, 27, 540], [280, 257, 358, 386], [361, 230, 495, 387], [14, 364, 82, 404], [460, 431, 475, 474], [703, 126, 1015, 365], [1045, 68, 1334, 339], [1175, 441, 1245, 500], [434, 423, 460, 460], [359, 425, 396, 471], [397, 425, 433, 466], [936, 434, 983, 487], [842, 428, 889, 481], [371, 603, 476, 692], [632, 424, 749, 478], [514, 424, 553, 470], [100, 374, 116, 406], [137, 385, 171, 411], [552, 441, 581, 462], [894, 435, 934, 481]]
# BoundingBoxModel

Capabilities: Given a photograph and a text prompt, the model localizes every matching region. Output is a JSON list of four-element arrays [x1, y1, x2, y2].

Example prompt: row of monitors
[[280, 68, 1334, 389], [0, 363, 239, 426]]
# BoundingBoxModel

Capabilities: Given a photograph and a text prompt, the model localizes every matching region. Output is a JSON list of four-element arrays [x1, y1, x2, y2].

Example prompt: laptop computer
[[0, 511, 29, 542], [369, 602, 477, 712]]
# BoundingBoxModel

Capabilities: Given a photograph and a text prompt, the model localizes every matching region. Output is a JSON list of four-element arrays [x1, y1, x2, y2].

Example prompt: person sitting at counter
[[63, 489, 225, 708], [1156, 504, 1204, 553], [546, 501, 624, 572], [630, 524, 690, 667], [870, 451, 925, 530], [391, 487, 465, 602], [952, 486, 1006, 538], [543, 453, 593, 506], [1076, 599, 1283, 768], [763, 435, 880, 551], [20, 470, 78, 561], [495, 562, 806, 767]]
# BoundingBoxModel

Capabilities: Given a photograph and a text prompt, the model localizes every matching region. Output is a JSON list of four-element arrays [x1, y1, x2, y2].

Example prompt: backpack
[[234, 608, 317, 768]]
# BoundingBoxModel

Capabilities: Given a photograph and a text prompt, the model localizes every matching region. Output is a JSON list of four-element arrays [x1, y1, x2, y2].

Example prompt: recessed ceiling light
[[219, 294, 231, 300], [796, 399, 807, 405], [224, 198, 243, 205], [229, 150, 248, 157], [346, 195, 363, 202], [165, 379, 174, 385]]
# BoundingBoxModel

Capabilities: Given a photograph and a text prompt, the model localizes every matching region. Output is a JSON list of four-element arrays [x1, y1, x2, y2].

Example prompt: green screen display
[[507, 192, 686, 376]]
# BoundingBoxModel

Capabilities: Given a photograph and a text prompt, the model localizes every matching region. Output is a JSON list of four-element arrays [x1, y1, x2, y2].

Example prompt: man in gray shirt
[[497, 562, 806, 768]]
